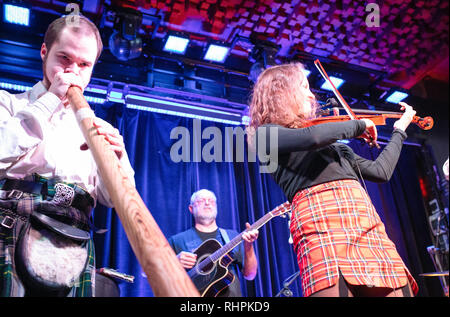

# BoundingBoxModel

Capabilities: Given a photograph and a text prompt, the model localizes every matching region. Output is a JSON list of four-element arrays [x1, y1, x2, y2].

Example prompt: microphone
[[287, 212, 293, 244], [317, 98, 339, 116], [324, 98, 339, 108], [275, 271, 301, 297], [282, 288, 293, 297]]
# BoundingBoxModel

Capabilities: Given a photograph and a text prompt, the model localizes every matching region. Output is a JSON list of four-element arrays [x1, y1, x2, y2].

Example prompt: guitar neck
[[210, 212, 275, 262]]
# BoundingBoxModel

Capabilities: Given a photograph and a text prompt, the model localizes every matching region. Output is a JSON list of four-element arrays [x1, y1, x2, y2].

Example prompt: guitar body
[[186, 201, 291, 297], [188, 239, 235, 297]]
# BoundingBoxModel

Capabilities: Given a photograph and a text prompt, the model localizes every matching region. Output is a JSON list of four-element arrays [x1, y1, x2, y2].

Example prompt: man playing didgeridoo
[[0, 15, 134, 297]]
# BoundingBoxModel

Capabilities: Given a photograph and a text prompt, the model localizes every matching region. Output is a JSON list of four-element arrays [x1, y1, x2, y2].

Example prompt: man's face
[[190, 191, 218, 224], [40, 27, 98, 89]]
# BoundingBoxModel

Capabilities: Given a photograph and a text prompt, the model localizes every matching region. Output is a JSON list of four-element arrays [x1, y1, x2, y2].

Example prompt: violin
[[311, 59, 434, 147], [311, 106, 434, 131]]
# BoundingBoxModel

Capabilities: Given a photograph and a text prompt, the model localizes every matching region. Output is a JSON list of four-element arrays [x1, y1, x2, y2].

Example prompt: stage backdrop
[[92, 102, 442, 297]]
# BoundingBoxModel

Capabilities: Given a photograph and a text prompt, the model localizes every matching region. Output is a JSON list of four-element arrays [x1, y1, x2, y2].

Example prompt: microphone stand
[[275, 211, 300, 297], [275, 271, 300, 297]]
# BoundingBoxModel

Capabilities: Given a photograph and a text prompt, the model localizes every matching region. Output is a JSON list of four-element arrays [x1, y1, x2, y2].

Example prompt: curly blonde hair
[[246, 63, 318, 143]]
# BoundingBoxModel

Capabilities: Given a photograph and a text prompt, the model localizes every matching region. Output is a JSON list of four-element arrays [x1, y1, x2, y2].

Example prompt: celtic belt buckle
[[52, 183, 75, 207]]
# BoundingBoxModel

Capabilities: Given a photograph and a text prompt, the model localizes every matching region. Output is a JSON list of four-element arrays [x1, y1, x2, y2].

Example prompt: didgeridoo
[[67, 86, 199, 297]]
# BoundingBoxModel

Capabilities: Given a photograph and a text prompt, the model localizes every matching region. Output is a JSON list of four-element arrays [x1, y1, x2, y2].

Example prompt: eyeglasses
[[194, 198, 216, 206]]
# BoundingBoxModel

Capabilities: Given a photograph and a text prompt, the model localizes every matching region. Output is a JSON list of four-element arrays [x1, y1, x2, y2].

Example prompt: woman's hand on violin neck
[[393, 102, 416, 132], [360, 118, 378, 145]]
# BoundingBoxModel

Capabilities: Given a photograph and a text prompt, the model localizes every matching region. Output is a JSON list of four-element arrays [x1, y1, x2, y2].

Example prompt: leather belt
[[1, 178, 94, 213]]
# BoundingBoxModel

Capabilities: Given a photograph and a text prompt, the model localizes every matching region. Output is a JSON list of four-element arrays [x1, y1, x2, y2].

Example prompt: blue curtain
[[92, 103, 441, 297]]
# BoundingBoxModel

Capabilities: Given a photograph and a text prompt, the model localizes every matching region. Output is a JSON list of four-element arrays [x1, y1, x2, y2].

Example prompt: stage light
[[3, 4, 30, 26], [248, 37, 280, 83], [379, 88, 409, 104], [85, 87, 107, 95], [109, 32, 142, 61], [0, 81, 31, 91], [0, 80, 105, 104], [302, 69, 311, 77], [127, 104, 241, 125], [109, 8, 143, 61], [204, 44, 230, 63], [241, 115, 250, 125], [85, 96, 106, 104], [107, 90, 124, 103], [163, 35, 190, 54], [385, 91, 409, 104], [241, 106, 250, 125], [126, 94, 242, 125], [320, 76, 345, 91]]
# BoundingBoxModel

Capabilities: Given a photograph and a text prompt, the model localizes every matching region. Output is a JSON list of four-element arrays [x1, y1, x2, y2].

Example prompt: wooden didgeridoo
[[67, 86, 199, 297]]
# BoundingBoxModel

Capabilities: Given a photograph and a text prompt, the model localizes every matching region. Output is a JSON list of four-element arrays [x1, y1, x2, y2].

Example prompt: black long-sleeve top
[[256, 120, 407, 202]]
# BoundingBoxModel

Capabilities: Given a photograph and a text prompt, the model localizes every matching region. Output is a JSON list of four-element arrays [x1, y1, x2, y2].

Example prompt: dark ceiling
[[0, 0, 449, 116], [104, 0, 449, 86]]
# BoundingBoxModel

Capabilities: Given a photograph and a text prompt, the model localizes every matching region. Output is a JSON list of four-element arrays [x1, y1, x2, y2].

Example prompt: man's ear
[[188, 205, 193, 214], [40, 43, 47, 61]]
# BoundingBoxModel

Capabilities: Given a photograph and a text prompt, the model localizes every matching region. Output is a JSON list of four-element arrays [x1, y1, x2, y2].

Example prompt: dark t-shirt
[[168, 227, 244, 297]]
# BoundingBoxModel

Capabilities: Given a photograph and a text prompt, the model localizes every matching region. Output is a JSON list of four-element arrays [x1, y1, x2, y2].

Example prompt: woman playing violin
[[247, 62, 418, 297]]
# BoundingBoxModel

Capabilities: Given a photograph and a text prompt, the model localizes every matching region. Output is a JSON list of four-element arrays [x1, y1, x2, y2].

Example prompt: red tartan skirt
[[290, 179, 418, 297]]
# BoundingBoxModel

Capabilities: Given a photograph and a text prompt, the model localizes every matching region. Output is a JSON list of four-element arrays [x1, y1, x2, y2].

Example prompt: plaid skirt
[[290, 179, 419, 297], [0, 176, 95, 297]]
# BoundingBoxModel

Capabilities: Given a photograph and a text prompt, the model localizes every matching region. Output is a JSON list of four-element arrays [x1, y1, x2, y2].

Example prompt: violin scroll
[[413, 116, 433, 130]]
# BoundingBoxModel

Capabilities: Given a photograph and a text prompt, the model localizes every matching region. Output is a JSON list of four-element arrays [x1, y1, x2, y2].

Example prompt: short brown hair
[[44, 15, 103, 62]]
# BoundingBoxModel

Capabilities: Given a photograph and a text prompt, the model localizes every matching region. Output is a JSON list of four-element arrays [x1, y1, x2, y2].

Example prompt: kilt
[[290, 179, 419, 297], [0, 176, 95, 297]]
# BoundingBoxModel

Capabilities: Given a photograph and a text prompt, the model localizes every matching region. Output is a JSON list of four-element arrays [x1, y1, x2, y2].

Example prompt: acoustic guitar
[[187, 201, 291, 297]]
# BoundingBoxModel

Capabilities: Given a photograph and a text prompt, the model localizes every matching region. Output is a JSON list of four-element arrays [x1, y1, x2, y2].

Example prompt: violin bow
[[314, 59, 379, 148], [314, 60, 357, 120]]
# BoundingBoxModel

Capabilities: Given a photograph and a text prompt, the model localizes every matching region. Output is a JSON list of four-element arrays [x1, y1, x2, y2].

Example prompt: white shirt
[[0, 81, 135, 207]]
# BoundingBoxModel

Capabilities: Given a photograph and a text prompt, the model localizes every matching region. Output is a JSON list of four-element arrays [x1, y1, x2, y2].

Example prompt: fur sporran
[[15, 218, 89, 296]]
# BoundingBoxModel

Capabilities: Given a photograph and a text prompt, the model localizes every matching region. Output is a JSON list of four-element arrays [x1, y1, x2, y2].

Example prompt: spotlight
[[302, 69, 311, 77], [163, 35, 190, 54], [109, 8, 143, 61], [109, 32, 142, 61], [241, 106, 250, 125], [320, 76, 345, 91], [3, 3, 30, 26], [248, 35, 280, 83], [379, 88, 409, 104], [385, 90, 409, 104], [0, 81, 32, 92], [107, 90, 124, 103], [204, 43, 230, 63]]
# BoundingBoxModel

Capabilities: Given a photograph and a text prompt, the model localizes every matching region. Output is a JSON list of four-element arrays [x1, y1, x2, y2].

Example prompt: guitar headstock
[[270, 201, 291, 218]]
